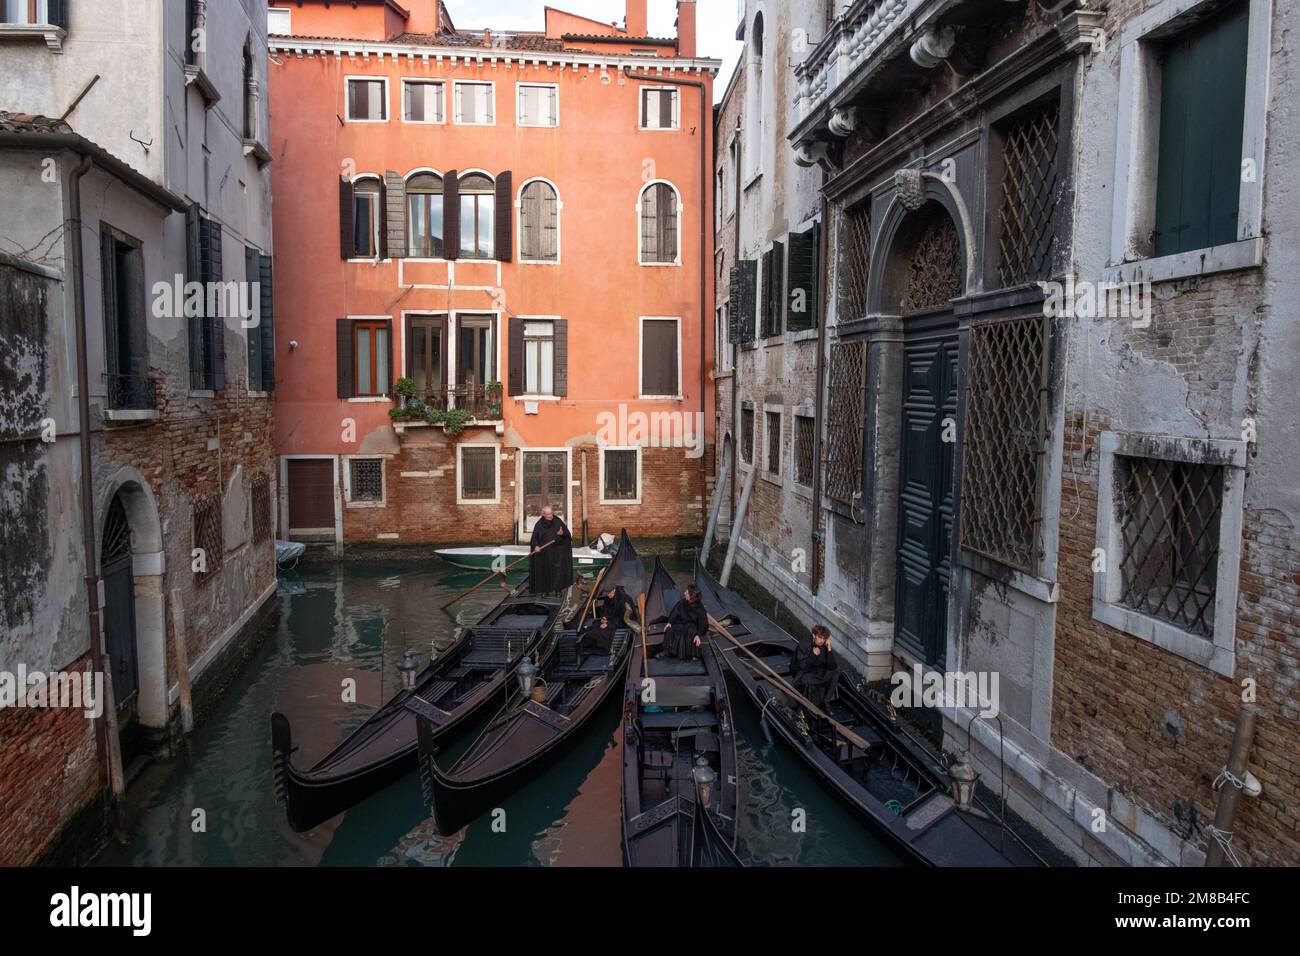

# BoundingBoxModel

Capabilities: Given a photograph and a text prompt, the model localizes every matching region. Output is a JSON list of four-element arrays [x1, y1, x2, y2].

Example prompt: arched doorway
[[886, 202, 964, 667], [101, 491, 141, 754]]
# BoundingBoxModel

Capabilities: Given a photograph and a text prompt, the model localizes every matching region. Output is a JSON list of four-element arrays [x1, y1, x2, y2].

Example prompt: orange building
[[267, 0, 718, 548]]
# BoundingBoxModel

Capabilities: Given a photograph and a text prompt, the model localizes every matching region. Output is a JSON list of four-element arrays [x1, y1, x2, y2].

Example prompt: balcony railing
[[793, 0, 928, 129], [104, 372, 158, 412], [396, 382, 504, 423]]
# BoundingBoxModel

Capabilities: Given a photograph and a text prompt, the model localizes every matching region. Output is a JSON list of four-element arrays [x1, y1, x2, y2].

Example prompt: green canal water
[[97, 560, 904, 867]]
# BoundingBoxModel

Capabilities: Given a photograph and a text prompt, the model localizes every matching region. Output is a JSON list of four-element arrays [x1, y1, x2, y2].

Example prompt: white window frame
[[345, 314, 394, 401], [1105, 0, 1271, 286], [636, 179, 683, 267], [520, 315, 558, 398], [453, 80, 496, 126], [343, 455, 388, 508], [637, 316, 682, 400], [344, 76, 389, 123], [761, 403, 784, 485], [457, 443, 501, 505], [515, 82, 560, 128], [401, 78, 446, 125], [516, 177, 563, 265], [638, 85, 680, 131], [267, 7, 292, 35], [1091, 431, 1246, 678], [599, 446, 643, 506], [349, 174, 383, 262]]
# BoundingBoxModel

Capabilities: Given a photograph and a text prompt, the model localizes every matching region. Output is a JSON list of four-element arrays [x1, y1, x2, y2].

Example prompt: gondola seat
[[462, 626, 538, 666], [638, 711, 716, 730], [422, 680, 457, 705]]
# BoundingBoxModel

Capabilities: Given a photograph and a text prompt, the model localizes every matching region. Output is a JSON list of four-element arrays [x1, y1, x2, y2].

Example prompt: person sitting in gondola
[[528, 506, 574, 595], [789, 625, 838, 712], [578, 614, 616, 656], [661, 585, 709, 661], [596, 582, 638, 634]]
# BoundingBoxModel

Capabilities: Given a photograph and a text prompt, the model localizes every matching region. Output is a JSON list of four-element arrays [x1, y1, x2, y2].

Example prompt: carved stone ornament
[[828, 107, 857, 138], [894, 168, 926, 211]]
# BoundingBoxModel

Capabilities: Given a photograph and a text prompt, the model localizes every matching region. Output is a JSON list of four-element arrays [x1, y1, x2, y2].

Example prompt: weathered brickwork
[[1053, 414, 1300, 865]]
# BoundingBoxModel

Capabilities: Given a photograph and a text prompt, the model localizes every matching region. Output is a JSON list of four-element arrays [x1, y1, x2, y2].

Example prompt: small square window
[[349, 458, 383, 503], [460, 446, 498, 501], [517, 84, 558, 127], [640, 88, 678, 130], [602, 449, 639, 503], [346, 78, 387, 122], [403, 80, 445, 123]]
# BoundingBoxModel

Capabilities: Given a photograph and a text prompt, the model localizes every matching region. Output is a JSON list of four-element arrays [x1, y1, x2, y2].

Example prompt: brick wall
[[1052, 414, 1300, 865]]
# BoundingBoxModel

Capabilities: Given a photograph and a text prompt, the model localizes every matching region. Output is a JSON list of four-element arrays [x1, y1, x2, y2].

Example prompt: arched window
[[459, 173, 495, 259], [639, 182, 679, 264], [407, 173, 444, 258], [519, 180, 559, 261], [352, 177, 382, 258]]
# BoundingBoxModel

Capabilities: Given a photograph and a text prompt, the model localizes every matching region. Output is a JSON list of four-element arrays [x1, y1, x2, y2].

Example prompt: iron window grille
[[765, 411, 782, 476], [740, 405, 754, 465], [461, 447, 497, 500], [838, 201, 871, 322], [193, 494, 223, 585], [603, 450, 638, 501], [959, 315, 1050, 574], [824, 341, 866, 509], [1117, 456, 1224, 638], [349, 459, 383, 503], [901, 213, 962, 314], [996, 98, 1061, 288], [251, 474, 273, 544], [794, 414, 815, 487]]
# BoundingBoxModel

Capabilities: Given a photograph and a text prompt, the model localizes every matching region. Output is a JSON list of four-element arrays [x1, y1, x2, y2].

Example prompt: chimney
[[675, 1, 697, 58], [625, 0, 648, 37]]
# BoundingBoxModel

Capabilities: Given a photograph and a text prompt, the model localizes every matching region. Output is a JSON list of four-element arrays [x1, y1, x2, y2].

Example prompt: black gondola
[[271, 586, 567, 832], [415, 531, 648, 835], [621, 558, 740, 867], [696, 561, 1042, 867]]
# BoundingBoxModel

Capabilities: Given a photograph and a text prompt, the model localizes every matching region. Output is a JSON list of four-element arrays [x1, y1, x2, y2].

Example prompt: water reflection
[[98, 560, 903, 867]]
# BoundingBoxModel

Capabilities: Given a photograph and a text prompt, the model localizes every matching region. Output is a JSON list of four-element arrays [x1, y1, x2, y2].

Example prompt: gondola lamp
[[517, 655, 538, 697], [692, 756, 716, 806], [949, 751, 978, 810], [397, 650, 418, 690]]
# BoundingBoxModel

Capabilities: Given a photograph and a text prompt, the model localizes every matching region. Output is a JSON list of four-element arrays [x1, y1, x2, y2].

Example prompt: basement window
[[346, 458, 384, 506]]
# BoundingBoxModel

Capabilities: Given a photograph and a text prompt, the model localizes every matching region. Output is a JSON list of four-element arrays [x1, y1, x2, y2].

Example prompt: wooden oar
[[440, 540, 554, 610], [575, 564, 609, 631], [638, 594, 649, 681], [707, 615, 874, 754]]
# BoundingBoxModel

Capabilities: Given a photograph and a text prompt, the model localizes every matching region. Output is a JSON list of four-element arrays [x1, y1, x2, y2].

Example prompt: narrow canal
[[97, 560, 905, 866]]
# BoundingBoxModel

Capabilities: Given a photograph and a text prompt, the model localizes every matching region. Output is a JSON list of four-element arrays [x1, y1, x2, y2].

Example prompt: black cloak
[[578, 616, 615, 655], [790, 635, 838, 708], [663, 596, 708, 660], [528, 516, 574, 594], [596, 587, 634, 630]]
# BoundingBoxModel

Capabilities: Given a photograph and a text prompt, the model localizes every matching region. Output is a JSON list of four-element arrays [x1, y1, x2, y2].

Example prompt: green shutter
[[259, 254, 275, 391], [245, 246, 261, 391], [787, 222, 820, 332], [1153, 2, 1249, 258]]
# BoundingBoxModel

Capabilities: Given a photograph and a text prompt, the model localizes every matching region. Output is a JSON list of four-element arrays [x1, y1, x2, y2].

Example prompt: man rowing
[[528, 506, 574, 595], [661, 585, 709, 661]]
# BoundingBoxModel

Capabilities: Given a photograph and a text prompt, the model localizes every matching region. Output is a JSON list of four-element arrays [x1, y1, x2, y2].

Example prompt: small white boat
[[435, 534, 616, 572]]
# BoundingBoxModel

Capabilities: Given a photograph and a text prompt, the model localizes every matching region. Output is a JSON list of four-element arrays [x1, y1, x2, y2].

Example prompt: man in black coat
[[596, 583, 637, 632], [789, 624, 838, 710], [661, 585, 709, 661], [528, 506, 574, 594]]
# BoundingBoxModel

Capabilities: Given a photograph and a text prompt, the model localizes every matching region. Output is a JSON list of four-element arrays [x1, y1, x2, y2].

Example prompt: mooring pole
[[701, 442, 731, 569], [1205, 704, 1258, 866], [720, 465, 757, 587], [169, 588, 194, 736]]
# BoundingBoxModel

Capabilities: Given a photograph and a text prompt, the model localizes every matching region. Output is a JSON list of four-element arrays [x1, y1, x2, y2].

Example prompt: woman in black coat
[[661, 585, 709, 661]]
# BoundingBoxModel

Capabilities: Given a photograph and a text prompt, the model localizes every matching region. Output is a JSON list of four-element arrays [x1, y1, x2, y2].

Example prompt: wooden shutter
[[442, 170, 459, 261], [507, 317, 524, 396], [384, 170, 406, 258], [762, 240, 785, 336], [786, 223, 820, 332], [660, 89, 674, 129], [100, 230, 119, 379], [259, 254, 275, 390], [201, 218, 225, 390], [553, 319, 568, 397], [730, 258, 757, 343], [336, 319, 354, 398], [48, 0, 68, 29], [245, 246, 261, 390], [383, 318, 394, 397], [186, 203, 205, 388], [495, 171, 513, 261], [641, 320, 678, 396], [520, 182, 539, 259], [339, 176, 355, 259], [1153, 3, 1249, 257]]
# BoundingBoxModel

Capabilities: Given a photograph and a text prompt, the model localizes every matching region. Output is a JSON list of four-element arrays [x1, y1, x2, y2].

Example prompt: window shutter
[[336, 319, 354, 398], [661, 89, 674, 129], [553, 319, 568, 397], [442, 170, 459, 260], [100, 230, 119, 378], [48, 0, 69, 30], [641, 320, 678, 396], [736, 258, 757, 343], [259, 254, 275, 391], [185, 204, 205, 388], [384, 318, 394, 398], [245, 246, 261, 390], [384, 170, 406, 258], [507, 317, 524, 396], [203, 218, 225, 390], [763, 240, 785, 336], [495, 171, 513, 262], [339, 176, 354, 259], [787, 223, 820, 332]]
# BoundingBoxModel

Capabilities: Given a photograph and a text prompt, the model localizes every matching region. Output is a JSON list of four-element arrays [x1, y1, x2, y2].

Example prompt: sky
[[446, 0, 742, 100]]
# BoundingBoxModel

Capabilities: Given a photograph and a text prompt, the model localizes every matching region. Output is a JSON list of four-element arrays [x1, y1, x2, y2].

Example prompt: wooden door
[[286, 458, 336, 536], [522, 451, 567, 535]]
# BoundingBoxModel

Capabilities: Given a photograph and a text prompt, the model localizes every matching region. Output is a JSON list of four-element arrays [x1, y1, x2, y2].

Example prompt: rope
[[1213, 767, 1247, 792], [1208, 825, 1243, 868]]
